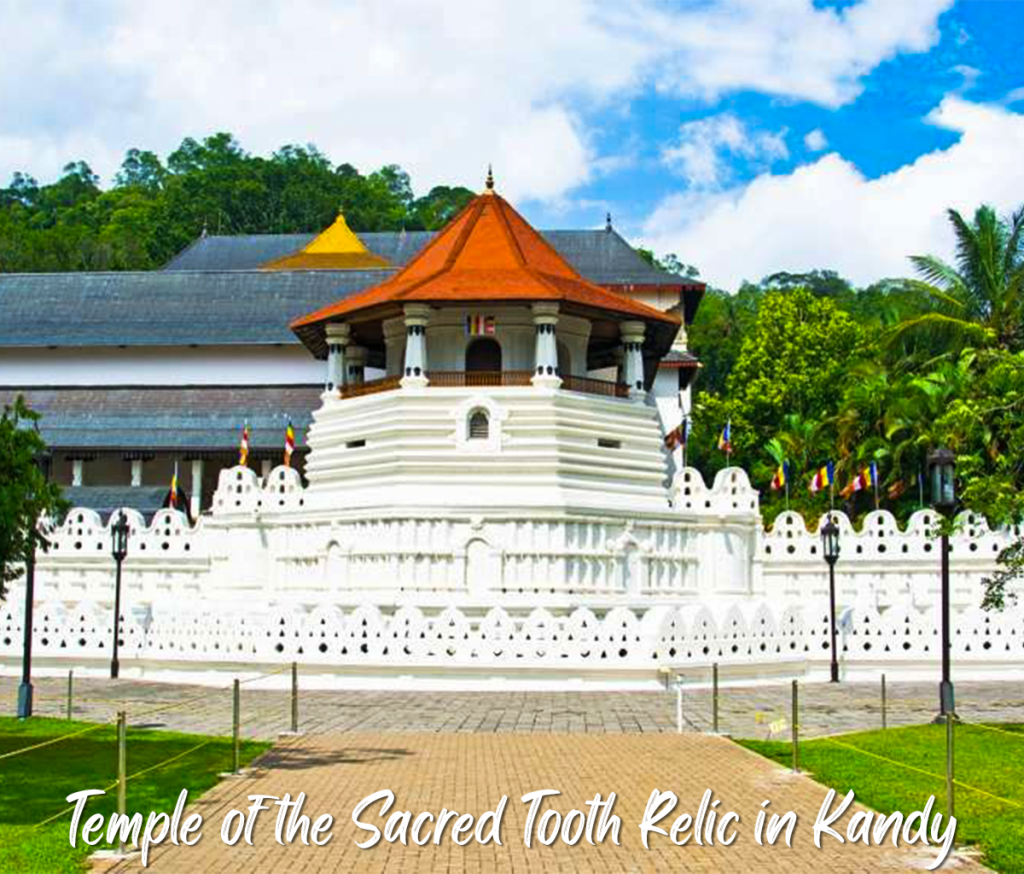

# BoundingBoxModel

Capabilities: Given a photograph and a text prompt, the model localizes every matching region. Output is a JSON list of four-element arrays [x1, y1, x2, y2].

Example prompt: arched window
[[468, 409, 490, 440], [465, 338, 502, 372]]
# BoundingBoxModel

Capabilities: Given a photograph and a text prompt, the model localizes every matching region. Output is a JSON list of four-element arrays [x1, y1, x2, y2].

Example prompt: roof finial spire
[[605, 212, 613, 232], [485, 164, 495, 193]]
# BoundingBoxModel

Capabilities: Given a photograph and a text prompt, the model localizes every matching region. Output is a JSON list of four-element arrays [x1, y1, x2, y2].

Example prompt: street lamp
[[109, 511, 130, 680], [821, 515, 841, 683], [17, 451, 51, 719], [928, 447, 957, 720]]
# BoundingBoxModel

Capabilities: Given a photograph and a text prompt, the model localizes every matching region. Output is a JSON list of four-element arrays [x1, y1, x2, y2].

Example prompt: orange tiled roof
[[290, 191, 679, 329]]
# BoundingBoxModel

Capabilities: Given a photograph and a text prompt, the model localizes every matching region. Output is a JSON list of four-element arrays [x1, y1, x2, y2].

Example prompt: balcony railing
[[340, 375, 402, 399], [560, 374, 631, 398], [338, 372, 628, 399], [426, 370, 533, 387]]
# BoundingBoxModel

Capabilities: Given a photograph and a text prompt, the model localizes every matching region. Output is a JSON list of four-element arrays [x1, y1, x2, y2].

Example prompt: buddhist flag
[[284, 421, 296, 467], [809, 462, 833, 493], [169, 463, 179, 509], [770, 461, 788, 491], [717, 420, 732, 453], [239, 423, 250, 467], [466, 315, 495, 336]]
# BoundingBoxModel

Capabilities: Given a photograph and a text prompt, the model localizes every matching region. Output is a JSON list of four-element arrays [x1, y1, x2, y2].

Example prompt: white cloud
[[662, 114, 788, 188], [0, 0, 953, 203], [803, 128, 828, 152], [640, 97, 1024, 289], [646, 0, 953, 108]]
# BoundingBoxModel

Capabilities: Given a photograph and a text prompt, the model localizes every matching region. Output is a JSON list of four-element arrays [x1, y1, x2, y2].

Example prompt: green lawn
[[738, 722, 1024, 874], [0, 717, 271, 874]]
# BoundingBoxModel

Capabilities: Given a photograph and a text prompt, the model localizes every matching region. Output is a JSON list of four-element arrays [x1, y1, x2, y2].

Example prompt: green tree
[[691, 287, 862, 502], [0, 397, 68, 600], [888, 205, 1024, 354]]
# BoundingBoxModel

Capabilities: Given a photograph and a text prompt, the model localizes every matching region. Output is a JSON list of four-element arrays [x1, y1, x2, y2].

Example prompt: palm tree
[[887, 205, 1024, 354]]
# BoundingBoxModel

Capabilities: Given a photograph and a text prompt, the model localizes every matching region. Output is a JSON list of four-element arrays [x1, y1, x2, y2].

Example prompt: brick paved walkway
[[100, 732, 985, 873], [6, 675, 1022, 739]]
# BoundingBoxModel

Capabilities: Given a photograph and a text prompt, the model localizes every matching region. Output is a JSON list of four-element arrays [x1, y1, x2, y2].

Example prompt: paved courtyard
[[4, 676, 1007, 872], [96, 731, 984, 874], [4, 674, 1022, 739]]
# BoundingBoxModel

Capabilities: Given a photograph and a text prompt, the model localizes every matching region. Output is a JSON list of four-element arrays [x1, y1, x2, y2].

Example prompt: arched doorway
[[466, 337, 502, 372], [557, 341, 571, 376]]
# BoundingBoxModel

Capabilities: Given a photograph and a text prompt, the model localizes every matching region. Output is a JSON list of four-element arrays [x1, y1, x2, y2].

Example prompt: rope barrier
[[818, 736, 1024, 810], [0, 719, 115, 763], [959, 721, 1024, 742]]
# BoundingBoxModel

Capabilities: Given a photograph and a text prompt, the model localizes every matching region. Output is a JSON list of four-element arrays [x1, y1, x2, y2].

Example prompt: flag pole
[[874, 476, 880, 510], [784, 472, 790, 513]]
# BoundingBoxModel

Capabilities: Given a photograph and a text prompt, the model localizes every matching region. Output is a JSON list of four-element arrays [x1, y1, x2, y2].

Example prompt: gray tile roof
[[0, 385, 321, 451], [0, 229, 701, 349], [162, 228, 688, 286], [62, 486, 169, 522], [0, 271, 389, 347]]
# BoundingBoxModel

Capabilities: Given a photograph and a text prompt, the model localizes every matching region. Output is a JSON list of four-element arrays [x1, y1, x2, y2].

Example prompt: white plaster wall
[[381, 306, 591, 376], [0, 345, 322, 386]]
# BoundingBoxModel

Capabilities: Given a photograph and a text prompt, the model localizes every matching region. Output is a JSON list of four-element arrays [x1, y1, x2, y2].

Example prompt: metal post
[[16, 546, 36, 718], [828, 562, 839, 683], [67, 670, 74, 721], [939, 530, 954, 717], [881, 673, 887, 730], [117, 710, 127, 855], [791, 680, 799, 774], [290, 661, 299, 734], [946, 710, 955, 820], [111, 555, 123, 679], [232, 679, 241, 775], [712, 663, 720, 734]]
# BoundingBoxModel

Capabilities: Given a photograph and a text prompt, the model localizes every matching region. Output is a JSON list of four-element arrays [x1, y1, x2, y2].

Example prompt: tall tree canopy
[[0, 133, 476, 273], [0, 398, 67, 600]]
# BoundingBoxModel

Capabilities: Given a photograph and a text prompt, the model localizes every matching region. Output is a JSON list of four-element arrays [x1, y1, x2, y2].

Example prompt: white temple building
[[2, 179, 1021, 688]]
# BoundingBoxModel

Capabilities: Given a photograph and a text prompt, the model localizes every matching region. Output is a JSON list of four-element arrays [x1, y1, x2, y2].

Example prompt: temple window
[[468, 409, 490, 441]]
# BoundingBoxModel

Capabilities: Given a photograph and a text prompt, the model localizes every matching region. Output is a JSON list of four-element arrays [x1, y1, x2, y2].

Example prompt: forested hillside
[[0, 133, 474, 272]]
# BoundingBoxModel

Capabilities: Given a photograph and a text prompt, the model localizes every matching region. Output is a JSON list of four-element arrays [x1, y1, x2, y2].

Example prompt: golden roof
[[261, 213, 391, 270]]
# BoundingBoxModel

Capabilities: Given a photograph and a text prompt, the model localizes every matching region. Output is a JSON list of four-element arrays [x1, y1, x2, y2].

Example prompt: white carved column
[[346, 345, 367, 385], [190, 459, 204, 518], [325, 322, 350, 392], [130, 459, 143, 487], [531, 302, 561, 389], [401, 303, 431, 388], [72, 459, 84, 487], [621, 320, 646, 400]]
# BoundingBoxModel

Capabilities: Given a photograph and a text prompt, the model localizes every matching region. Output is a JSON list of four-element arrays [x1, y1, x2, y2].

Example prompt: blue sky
[[2, 0, 1023, 288]]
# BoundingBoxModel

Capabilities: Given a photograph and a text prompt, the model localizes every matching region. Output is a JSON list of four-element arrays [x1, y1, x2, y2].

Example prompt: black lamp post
[[17, 452, 51, 719], [821, 515, 841, 683], [928, 447, 957, 720], [109, 511, 130, 679]]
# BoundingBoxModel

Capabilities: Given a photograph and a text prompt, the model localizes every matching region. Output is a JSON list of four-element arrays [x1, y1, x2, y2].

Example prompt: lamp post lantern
[[928, 448, 957, 720], [109, 511, 130, 680], [821, 515, 841, 683], [17, 452, 51, 719]]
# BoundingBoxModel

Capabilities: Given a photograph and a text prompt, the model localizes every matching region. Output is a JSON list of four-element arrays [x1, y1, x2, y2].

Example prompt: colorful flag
[[770, 461, 788, 491], [809, 462, 833, 493], [870, 461, 879, 488], [239, 423, 250, 467], [284, 421, 296, 467], [169, 463, 178, 509], [717, 420, 732, 453], [664, 424, 683, 450], [466, 315, 495, 336]]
